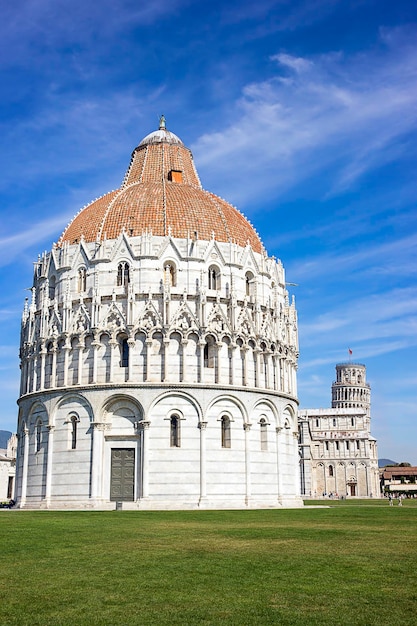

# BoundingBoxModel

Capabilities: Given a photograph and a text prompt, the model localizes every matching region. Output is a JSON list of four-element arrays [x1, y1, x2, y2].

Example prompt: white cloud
[[0, 217, 68, 267], [298, 284, 417, 370], [271, 53, 313, 73], [288, 232, 417, 283], [193, 30, 417, 207], [1, 0, 188, 59]]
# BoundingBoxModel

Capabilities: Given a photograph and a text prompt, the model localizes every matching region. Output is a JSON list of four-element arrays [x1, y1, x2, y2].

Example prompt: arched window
[[204, 336, 215, 368], [120, 338, 129, 367], [71, 415, 79, 450], [35, 420, 42, 453], [315, 419, 319, 428], [245, 272, 254, 297], [48, 276, 56, 300], [351, 417, 355, 426], [46, 342, 54, 376], [208, 266, 220, 290], [329, 465, 334, 477], [260, 418, 268, 451], [333, 418, 337, 427], [163, 262, 176, 287], [117, 262, 130, 287], [221, 416, 231, 448], [170, 415, 180, 447], [78, 267, 87, 292]]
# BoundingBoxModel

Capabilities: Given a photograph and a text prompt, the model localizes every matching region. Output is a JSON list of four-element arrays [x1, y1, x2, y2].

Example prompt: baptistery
[[15, 117, 301, 509]]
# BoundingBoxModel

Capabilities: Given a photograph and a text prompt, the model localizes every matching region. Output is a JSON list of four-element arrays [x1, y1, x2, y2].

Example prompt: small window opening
[[329, 465, 334, 477], [260, 418, 268, 451], [204, 338, 215, 368], [117, 262, 130, 287], [36, 421, 42, 453], [71, 416, 78, 450], [170, 415, 180, 447], [120, 338, 129, 367], [78, 268, 87, 292], [208, 266, 220, 290], [49, 277, 56, 300], [168, 170, 183, 183], [245, 272, 254, 297], [7, 476, 13, 499], [221, 416, 231, 448]]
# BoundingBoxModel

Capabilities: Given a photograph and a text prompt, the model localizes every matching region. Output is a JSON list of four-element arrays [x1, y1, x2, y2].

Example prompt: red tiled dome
[[59, 120, 262, 253]]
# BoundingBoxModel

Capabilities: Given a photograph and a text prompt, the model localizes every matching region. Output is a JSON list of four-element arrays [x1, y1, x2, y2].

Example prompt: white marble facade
[[15, 121, 302, 509]]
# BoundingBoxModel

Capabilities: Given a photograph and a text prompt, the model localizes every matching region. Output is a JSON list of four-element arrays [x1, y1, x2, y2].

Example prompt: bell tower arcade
[[332, 363, 371, 417]]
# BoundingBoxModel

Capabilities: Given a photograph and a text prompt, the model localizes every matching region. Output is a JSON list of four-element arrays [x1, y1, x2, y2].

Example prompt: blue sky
[[1, 0, 416, 463]]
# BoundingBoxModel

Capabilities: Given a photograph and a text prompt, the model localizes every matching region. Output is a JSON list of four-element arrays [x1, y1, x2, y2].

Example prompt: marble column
[[91, 422, 105, 501], [51, 347, 57, 388], [20, 428, 29, 507], [215, 342, 221, 384], [32, 355, 38, 392], [293, 431, 301, 496], [254, 349, 260, 388], [229, 344, 236, 386], [199, 341, 205, 384], [140, 421, 151, 498], [198, 421, 208, 505], [145, 340, 152, 381], [63, 345, 70, 386], [40, 347, 46, 390], [162, 339, 170, 382], [45, 425, 55, 506], [92, 340, 100, 384], [242, 347, 248, 386], [275, 426, 282, 503], [244, 423, 252, 505], [109, 340, 118, 383], [77, 343, 84, 385], [181, 340, 188, 382], [127, 339, 135, 382]]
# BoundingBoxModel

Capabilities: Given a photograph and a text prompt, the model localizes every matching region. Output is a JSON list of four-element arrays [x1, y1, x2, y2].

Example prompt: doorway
[[110, 448, 135, 501]]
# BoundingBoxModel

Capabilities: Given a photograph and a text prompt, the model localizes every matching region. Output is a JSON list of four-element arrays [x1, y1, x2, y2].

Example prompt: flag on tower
[[348, 348, 353, 355]]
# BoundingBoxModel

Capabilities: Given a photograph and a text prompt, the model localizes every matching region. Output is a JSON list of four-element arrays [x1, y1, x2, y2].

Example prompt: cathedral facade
[[15, 119, 302, 509], [299, 363, 379, 498]]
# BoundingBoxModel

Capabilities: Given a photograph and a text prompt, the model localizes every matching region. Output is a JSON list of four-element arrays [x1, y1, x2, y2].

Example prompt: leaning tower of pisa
[[331, 363, 371, 417]]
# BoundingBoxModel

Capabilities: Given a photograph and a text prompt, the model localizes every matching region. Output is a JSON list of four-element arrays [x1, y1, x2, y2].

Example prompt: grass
[[1, 501, 416, 625]]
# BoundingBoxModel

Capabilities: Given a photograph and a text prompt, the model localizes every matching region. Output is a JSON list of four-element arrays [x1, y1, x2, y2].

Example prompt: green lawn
[[1, 502, 416, 625]]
